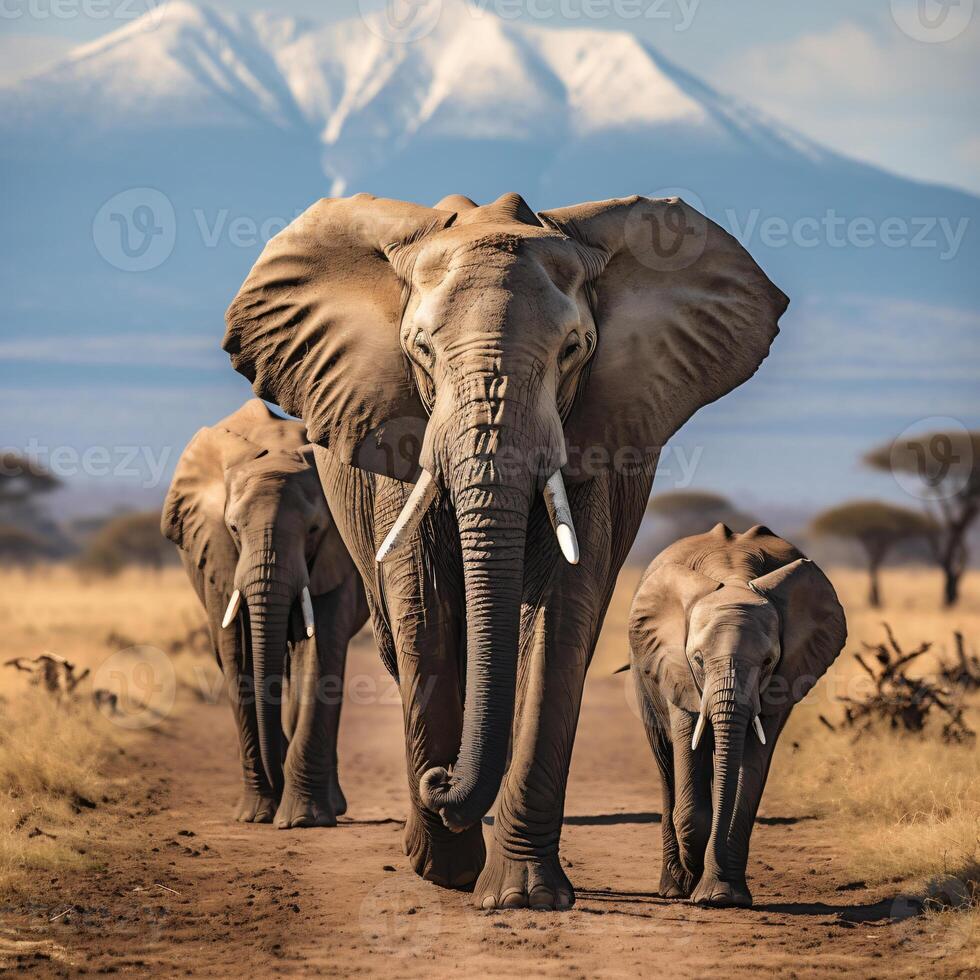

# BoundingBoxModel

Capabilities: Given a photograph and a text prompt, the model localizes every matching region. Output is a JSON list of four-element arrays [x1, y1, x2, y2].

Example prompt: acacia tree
[[646, 490, 757, 535], [865, 430, 980, 607], [811, 501, 934, 608], [0, 452, 59, 505], [78, 511, 174, 574]]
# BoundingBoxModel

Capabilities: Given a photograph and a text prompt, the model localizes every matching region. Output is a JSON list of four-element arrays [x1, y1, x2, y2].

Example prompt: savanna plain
[[0, 564, 977, 978]]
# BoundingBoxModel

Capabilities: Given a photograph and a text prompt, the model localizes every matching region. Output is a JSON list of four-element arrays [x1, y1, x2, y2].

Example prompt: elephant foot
[[234, 788, 277, 824], [690, 874, 752, 908], [328, 771, 348, 818], [274, 784, 337, 829], [403, 808, 485, 889], [659, 862, 696, 899], [475, 846, 574, 911]]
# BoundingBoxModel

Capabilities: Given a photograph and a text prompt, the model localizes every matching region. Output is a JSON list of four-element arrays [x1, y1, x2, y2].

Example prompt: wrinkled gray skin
[[629, 524, 846, 907], [222, 192, 788, 909], [162, 400, 368, 829]]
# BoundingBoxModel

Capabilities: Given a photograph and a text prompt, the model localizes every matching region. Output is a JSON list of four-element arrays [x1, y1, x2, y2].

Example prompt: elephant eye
[[560, 337, 582, 364], [414, 332, 433, 360]]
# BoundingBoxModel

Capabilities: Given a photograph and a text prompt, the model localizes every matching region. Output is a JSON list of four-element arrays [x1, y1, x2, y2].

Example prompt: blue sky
[[2, 0, 978, 194]]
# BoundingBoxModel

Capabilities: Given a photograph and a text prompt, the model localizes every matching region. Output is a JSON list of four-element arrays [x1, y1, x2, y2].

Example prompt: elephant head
[[161, 399, 334, 795], [630, 540, 845, 878], [223, 192, 788, 831]]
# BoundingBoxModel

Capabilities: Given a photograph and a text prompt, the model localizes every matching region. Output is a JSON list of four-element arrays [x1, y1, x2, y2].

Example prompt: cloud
[[0, 333, 219, 367], [0, 35, 74, 86], [715, 18, 980, 192], [722, 19, 976, 108], [727, 22, 896, 101]]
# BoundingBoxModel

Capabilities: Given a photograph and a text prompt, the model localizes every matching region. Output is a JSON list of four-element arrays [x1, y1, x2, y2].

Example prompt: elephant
[[161, 399, 368, 828], [221, 190, 788, 908], [628, 524, 847, 907]]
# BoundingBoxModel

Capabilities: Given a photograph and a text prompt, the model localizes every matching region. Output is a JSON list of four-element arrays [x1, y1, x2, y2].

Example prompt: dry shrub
[[0, 692, 120, 896], [0, 565, 209, 899]]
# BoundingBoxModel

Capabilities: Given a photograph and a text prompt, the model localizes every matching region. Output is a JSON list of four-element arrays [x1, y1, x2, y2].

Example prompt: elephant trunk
[[419, 389, 537, 832], [704, 668, 752, 881], [243, 559, 292, 798]]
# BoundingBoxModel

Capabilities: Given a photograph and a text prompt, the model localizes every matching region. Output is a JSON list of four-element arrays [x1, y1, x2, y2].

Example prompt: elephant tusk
[[691, 687, 708, 751], [543, 470, 579, 565], [376, 469, 438, 563], [221, 589, 241, 630], [301, 586, 315, 639], [752, 714, 766, 745]]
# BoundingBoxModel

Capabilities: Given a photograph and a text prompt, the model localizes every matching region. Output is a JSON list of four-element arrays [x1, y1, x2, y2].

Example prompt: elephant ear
[[161, 427, 252, 592], [223, 194, 456, 482], [749, 558, 847, 713], [629, 562, 721, 712], [538, 197, 788, 472], [216, 398, 308, 454]]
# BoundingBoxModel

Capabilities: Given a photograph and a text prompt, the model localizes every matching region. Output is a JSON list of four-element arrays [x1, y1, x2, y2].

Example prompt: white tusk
[[301, 586, 315, 639], [376, 469, 438, 563], [543, 469, 579, 565], [752, 714, 766, 745], [221, 589, 241, 629], [691, 687, 708, 751]]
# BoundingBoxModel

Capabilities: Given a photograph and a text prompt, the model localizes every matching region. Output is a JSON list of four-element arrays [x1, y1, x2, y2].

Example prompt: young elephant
[[628, 524, 846, 908], [162, 400, 367, 828]]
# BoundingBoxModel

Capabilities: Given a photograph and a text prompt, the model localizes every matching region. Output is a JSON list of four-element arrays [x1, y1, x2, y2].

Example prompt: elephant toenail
[[481, 895, 497, 910], [529, 887, 554, 910], [500, 889, 528, 909]]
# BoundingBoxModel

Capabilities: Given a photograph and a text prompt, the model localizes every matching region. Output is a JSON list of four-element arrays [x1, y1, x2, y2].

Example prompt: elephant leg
[[474, 596, 585, 911], [719, 712, 787, 906], [275, 576, 360, 829], [384, 529, 486, 889], [312, 450, 483, 881], [475, 471, 653, 911], [208, 591, 276, 823], [636, 682, 690, 898], [667, 702, 712, 888]]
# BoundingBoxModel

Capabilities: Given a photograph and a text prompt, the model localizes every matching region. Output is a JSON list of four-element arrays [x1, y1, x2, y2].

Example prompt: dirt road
[[3, 632, 965, 979]]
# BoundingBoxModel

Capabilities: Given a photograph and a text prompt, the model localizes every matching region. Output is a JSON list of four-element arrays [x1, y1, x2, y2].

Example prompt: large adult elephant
[[162, 400, 368, 828], [222, 192, 788, 908], [628, 525, 847, 907]]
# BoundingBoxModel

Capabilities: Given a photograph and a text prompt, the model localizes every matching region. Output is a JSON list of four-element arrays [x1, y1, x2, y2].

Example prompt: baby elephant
[[162, 400, 367, 828], [628, 524, 846, 907]]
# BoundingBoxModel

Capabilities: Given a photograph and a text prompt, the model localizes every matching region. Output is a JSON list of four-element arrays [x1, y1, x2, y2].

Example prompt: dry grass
[[774, 568, 979, 894], [0, 695, 121, 895], [0, 565, 216, 898]]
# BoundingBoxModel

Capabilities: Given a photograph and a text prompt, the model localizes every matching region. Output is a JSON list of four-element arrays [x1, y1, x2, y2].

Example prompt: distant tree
[[0, 524, 52, 564], [0, 454, 66, 559], [811, 501, 935, 608], [78, 511, 174, 574], [647, 490, 757, 535], [0, 452, 60, 504], [646, 490, 731, 517], [865, 430, 980, 607]]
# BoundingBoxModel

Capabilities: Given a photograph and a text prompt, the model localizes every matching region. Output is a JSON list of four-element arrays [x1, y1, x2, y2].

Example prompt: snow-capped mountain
[[0, 1, 976, 506]]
